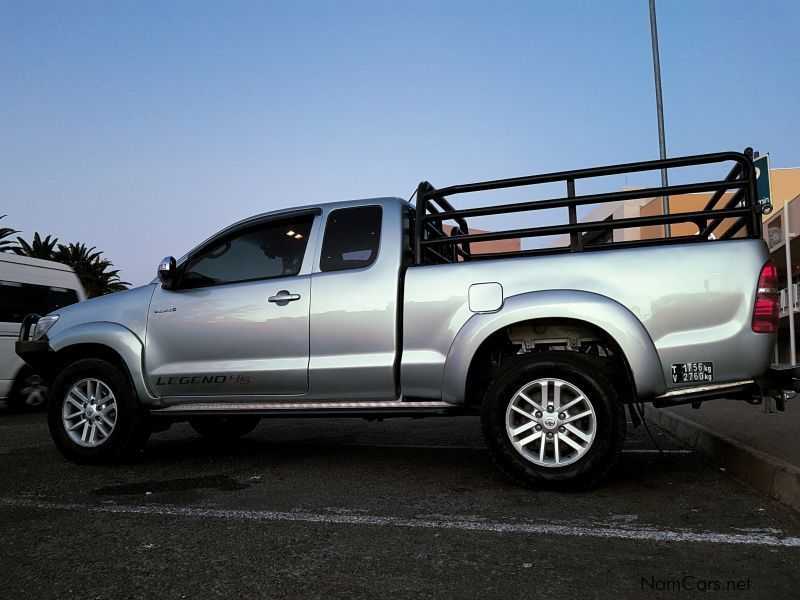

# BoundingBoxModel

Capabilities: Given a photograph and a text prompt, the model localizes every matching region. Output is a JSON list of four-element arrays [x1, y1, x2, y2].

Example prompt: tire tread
[[481, 351, 626, 490]]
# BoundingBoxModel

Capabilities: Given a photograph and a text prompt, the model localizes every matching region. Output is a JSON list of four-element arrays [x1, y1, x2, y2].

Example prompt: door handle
[[268, 290, 301, 305]]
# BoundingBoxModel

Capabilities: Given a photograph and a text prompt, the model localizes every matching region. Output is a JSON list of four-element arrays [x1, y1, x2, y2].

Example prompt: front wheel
[[48, 359, 149, 464], [481, 352, 626, 490]]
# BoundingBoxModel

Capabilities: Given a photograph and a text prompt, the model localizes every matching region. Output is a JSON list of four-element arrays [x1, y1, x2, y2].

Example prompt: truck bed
[[401, 238, 772, 402]]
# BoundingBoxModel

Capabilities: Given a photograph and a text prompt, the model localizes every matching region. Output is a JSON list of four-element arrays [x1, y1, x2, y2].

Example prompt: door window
[[181, 216, 314, 289], [320, 206, 382, 272]]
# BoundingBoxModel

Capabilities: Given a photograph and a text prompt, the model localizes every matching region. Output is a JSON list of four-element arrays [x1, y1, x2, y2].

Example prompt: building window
[[767, 215, 783, 250]]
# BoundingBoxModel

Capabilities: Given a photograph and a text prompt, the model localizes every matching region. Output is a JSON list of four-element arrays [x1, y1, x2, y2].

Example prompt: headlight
[[33, 315, 59, 340]]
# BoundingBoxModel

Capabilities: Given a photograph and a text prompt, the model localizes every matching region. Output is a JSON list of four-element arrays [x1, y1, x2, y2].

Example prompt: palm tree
[[54, 242, 130, 298], [89, 259, 130, 297], [53, 242, 102, 279], [0, 215, 19, 252], [13, 234, 130, 298], [13, 232, 59, 260]]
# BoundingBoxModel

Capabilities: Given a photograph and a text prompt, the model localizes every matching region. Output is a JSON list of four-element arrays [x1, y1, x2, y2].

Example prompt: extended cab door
[[145, 211, 318, 398], [308, 202, 406, 399]]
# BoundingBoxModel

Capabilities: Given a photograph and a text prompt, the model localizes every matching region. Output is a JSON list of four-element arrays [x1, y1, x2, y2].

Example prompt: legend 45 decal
[[671, 362, 713, 384], [155, 374, 251, 386]]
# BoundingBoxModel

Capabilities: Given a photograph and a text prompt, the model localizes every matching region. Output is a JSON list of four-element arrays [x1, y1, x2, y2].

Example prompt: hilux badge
[[153, 307, 177, 314]]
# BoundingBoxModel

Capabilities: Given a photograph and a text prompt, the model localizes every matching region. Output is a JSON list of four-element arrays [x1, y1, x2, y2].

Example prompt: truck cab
[[146, 198, 408, 403]]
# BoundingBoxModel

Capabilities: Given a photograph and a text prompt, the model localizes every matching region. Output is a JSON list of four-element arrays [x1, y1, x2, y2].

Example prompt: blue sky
[[2, 0, 799, 285]]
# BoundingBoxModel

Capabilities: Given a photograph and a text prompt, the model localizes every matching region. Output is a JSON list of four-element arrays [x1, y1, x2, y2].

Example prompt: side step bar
[[150, 400, 468, 419]]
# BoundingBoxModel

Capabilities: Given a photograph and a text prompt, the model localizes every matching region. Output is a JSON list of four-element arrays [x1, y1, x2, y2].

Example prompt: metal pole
[[783, 206, 796, 365], [649, 0, 670, 238]]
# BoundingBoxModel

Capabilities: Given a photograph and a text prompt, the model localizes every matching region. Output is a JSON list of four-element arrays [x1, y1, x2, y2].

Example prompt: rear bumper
[[758, 363, 800, 393], [652, 364, 800, 411]]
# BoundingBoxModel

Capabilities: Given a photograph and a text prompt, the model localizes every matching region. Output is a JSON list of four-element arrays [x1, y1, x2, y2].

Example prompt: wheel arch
[[47, 322, 157, 404], [441, 290, 666, 406]]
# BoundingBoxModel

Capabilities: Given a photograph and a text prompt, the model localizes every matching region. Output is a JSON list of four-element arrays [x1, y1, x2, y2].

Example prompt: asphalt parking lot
[[1, 411, 799, 599]]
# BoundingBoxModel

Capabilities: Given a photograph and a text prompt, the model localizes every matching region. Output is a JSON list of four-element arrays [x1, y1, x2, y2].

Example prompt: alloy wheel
[[62, 378, 118, 447], [505, 377, 597, 467]]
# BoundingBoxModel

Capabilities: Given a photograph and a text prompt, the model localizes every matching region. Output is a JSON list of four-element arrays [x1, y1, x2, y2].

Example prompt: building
[[442, 224, 521, 256]]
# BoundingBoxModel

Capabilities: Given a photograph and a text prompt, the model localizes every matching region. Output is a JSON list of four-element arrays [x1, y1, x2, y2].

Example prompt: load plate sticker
[[671, 362, 713, 383]]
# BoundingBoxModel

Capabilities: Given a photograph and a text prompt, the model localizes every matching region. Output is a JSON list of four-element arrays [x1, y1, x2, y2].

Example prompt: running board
[[149, 400, 465, 419]]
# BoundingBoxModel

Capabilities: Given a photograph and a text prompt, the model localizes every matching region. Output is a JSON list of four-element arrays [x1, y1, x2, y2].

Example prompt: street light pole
[[648, 0, 670, 238]]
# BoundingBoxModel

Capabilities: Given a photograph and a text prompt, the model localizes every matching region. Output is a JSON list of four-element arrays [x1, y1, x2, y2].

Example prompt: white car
[[1, 253, 85, 409]]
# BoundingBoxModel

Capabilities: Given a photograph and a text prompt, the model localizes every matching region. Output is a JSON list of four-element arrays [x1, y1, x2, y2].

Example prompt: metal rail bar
[[703, 162, 742, 211], [420, 179, 746, 223], [423, 246, 453, 264], [414, 181, 430, 265], [426, 151, 751, 198], [427, 194, 470, 255], [720, 217, 747, 240], [566, 178, 581, 251], [445, 233, 729, 262], [698, 188, 746, 238], [412, 149, 759, 265], [421, 207, 751, 247]]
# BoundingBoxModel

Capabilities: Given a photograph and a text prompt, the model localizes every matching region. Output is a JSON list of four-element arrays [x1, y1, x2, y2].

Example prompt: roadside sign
[[754, 154, 773, 214]]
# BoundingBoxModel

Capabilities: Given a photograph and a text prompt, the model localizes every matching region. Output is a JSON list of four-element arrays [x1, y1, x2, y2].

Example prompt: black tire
[[48, 358, 149, 464], [189, 416, 260, 442], [481, 351, 626, 490], [7, 367, 49, 412]]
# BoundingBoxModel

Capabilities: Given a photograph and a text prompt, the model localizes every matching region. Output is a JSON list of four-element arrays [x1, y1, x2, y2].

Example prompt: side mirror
[[157, 256, 177, 290]]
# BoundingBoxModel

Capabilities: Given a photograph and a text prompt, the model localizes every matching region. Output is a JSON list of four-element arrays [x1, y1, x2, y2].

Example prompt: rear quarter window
[[320, 206, 382, 272]]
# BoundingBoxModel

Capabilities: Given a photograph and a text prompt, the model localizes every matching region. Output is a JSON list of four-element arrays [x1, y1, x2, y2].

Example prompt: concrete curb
[[645, 407, 800, 513]]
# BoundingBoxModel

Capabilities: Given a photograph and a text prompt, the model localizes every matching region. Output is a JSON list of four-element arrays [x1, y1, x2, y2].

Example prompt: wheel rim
[[62, 378, 118, 448], [20, 375, 48, 407], [505, 377, 597, 468]]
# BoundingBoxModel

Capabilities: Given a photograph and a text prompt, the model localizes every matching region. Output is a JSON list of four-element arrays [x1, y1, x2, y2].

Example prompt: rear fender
[[440, 290, 665, 405]]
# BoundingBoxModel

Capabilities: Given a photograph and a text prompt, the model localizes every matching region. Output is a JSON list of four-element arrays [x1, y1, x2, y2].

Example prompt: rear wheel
[[189, 416, 260, 442], [48, 359, 149, 464], [481, 352, 625, 490]]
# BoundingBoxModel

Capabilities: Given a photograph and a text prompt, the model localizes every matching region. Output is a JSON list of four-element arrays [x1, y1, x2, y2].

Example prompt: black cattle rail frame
[[413, 148, 765, 266]]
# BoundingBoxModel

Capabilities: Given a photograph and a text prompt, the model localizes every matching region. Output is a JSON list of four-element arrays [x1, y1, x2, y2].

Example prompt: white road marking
[[623, 449, 692, 454], [1, 497, 798, 548], [264, 442, 691, 454]]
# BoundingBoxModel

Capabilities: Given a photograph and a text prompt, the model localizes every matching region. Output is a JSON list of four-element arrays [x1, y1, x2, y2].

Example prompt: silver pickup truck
[[16, 150, 794, 488]]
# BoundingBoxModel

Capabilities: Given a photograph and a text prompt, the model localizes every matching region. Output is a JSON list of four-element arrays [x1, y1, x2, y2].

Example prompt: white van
[[1, 253, 86, 409]]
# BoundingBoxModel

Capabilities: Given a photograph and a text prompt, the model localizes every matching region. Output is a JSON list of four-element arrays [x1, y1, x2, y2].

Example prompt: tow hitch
[[758, 364, 800, 412]]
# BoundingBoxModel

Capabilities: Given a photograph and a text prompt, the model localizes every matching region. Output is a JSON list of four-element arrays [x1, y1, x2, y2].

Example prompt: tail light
[[752, 261, 779, 333]]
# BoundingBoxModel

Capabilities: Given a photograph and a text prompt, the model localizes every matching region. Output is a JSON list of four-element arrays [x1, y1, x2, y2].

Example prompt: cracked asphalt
[[1, 411, 799, 599]]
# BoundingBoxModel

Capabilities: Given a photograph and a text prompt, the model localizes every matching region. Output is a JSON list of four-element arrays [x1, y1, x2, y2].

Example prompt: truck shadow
[[128, 431, 701, 494]]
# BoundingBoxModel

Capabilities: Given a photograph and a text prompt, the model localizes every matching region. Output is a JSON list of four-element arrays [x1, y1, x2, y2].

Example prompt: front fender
[[48, 321, 158, 403], [440, 290, 666, 405]]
